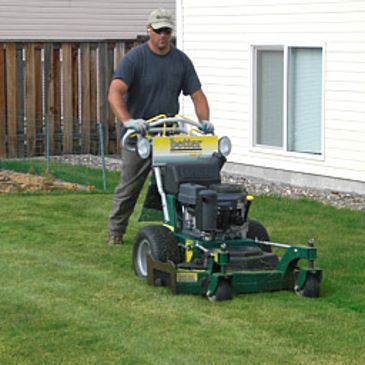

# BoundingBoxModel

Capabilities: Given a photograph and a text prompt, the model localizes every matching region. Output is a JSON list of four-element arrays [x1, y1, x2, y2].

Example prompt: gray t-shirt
[[112, 43, 202, 120]]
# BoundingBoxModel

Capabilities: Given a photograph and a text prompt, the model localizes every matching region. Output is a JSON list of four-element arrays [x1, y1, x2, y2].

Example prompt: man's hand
[[124, 119, 147, 134], [200, 120, 214, 133]]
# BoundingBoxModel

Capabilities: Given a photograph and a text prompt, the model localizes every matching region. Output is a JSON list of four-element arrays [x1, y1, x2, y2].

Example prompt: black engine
[[160, 153, 249, 239], [177, 182, 248, 239]]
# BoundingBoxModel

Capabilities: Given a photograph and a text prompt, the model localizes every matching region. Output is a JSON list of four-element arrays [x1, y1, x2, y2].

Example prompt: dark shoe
[[107, 235, 123, 246]]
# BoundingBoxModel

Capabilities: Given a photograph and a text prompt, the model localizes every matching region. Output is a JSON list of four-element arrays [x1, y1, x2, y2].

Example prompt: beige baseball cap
[[148, 9, 174, 30]]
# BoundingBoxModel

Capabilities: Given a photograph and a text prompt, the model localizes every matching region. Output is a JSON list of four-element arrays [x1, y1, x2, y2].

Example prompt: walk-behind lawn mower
[[123, 116, 323, 301]]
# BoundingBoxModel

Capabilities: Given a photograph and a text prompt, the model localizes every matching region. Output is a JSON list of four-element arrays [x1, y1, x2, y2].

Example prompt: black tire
[[295, 273, 320, 298], [247, 219, 272, 253], [208, 279, 233, 302], [133, 225, 180, 279]]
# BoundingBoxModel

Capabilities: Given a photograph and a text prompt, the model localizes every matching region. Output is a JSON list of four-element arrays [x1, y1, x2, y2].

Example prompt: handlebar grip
[[121, 129, 138, 152]]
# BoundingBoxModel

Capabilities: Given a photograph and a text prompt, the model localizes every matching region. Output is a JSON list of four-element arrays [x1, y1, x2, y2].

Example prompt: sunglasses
[[152, 27, 172, 35]]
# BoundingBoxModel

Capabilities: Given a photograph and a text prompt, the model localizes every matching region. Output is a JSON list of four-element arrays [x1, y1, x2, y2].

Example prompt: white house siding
[[177, 0, 365, 193], [0, 0, 174, 40]]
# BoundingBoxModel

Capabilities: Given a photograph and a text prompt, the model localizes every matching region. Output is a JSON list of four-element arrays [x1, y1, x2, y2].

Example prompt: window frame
[[250, 43, 325, 160]]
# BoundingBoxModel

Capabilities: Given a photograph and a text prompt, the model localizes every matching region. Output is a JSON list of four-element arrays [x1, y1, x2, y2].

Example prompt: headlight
[[218, 136, 231, 157], [137, 137, 151, 159]]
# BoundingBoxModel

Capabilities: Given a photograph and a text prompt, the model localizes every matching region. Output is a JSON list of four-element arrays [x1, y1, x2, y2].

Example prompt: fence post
[[0, 43, 6, 158], [43, 43, 51, 170], [6, 43, 17, 158]]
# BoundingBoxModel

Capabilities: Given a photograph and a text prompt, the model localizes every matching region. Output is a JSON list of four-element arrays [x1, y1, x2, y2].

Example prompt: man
[[107, 8, 213, 246]]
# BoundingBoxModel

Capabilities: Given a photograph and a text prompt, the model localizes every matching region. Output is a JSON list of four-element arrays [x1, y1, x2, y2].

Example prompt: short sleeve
[[112, 54, 135, 88]]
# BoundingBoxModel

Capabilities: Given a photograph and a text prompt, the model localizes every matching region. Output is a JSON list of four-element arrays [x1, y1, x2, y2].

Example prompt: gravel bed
[[51, 154, 365, 212], [222, 174, 365, 211]]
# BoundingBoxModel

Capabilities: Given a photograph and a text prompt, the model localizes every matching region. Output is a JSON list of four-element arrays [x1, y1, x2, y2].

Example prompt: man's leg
[[108, 148, 151, 244]]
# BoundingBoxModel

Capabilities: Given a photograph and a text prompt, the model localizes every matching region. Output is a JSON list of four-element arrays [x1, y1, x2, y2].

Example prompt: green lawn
[[0, 163, 364, 365]]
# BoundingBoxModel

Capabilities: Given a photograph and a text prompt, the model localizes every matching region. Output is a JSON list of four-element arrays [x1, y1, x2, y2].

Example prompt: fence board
[[114, 42, 125, 153], [35, 44, 43, 155], [6, 43, 17, 158], [107, 43, 115, 154], [90, 45, 98, 154], [44, 43, 53, 154], [114, 42, 125, 67], [52, 46, 62, 155], [72, 45, 79, 153], [81, 43, 91, 153], [98, 43, 108, 153], [25, 43, 36, 156], [0, 43, 6, 158], [16, 44, 25, 157], [62, 43, 73, 153], [43, 43, 52, 157], [47, 45, 62, 155]]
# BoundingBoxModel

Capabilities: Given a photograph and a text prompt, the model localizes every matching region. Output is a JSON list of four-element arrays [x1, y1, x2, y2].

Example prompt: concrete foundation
[[223, 163, 365, 196]]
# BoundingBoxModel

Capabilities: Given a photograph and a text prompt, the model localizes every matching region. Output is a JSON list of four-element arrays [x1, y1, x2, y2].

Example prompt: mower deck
[[147, 238, 322, 301]]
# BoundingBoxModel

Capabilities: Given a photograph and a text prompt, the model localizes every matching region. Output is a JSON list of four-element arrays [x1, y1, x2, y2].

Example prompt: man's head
[[147, 9, 174, 54]]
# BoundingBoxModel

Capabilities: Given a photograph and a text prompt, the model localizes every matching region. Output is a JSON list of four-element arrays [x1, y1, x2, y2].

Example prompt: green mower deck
[[147, 238, 323, 301]]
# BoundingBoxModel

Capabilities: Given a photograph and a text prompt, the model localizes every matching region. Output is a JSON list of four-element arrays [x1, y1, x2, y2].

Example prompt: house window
[[253, 46, 323, 155]]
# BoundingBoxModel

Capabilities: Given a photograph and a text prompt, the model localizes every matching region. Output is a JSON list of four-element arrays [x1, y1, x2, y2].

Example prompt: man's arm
[[190, 89, 210, 121], [108, 79, 131, 123]]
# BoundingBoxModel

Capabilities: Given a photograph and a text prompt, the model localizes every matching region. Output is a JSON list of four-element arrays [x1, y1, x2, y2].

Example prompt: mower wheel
[[208, 279, 233, 302], [133, 225, 180, 279], [247, 219, 272, 253], [295, 273, 320, 298]]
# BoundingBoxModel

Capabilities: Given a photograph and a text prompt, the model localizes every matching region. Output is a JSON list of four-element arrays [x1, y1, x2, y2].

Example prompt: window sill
[[249, 145, 325, 162]]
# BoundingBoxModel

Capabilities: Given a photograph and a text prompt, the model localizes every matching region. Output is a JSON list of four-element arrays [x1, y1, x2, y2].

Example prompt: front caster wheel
[[207, 279, 233, 302], [295, 273, 320, 298]]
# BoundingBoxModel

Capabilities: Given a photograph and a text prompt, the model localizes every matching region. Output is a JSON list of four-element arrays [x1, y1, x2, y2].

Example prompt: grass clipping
[[0, 170, 91, 193]]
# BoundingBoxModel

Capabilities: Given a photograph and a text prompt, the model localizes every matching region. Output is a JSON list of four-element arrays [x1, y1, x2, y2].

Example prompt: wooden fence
[[0, 40, 138, 159]]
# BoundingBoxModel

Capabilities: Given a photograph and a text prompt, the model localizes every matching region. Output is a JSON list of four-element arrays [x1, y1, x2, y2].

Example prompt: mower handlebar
[[121, 116, 212, 152], [149, 116, 201, 128]]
